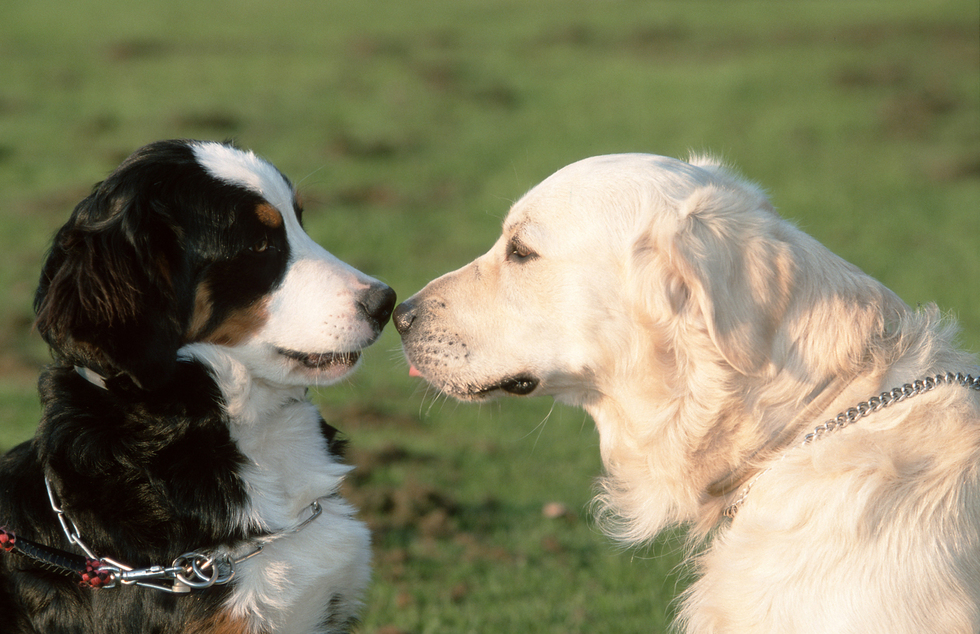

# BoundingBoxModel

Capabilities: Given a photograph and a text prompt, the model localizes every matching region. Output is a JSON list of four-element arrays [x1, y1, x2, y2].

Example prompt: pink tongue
[[409, 365, 422, 378]]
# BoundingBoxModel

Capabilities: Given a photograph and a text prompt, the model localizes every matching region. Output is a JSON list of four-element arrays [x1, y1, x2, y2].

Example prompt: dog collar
[[722, 371, 980, 519], [0, 477, 326, 593]]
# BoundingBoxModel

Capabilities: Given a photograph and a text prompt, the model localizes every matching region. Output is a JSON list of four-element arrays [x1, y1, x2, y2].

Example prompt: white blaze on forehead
[[191, 141, 295, 213]]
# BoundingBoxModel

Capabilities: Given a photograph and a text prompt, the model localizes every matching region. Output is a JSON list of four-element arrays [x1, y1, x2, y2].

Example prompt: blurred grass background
[[2, 1, 978, 632]]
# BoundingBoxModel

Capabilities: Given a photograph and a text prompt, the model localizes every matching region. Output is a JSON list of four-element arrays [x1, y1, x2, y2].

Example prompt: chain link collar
[[723, 371, 980, 519], [45, 477, 325, 593]]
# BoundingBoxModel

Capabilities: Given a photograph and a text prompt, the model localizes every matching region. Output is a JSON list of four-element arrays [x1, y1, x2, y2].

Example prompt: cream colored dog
[[394, 154, 980, 633]]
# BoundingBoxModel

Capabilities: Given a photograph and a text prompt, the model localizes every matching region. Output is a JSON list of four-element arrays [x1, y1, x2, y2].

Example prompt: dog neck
[[705, 374, 855, 500], [583, 365, 882, 541]]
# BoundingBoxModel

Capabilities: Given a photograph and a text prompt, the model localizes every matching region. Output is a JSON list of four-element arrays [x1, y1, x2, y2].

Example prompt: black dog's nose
[[360, 284, 397, 328], [392, 299, 417, 335]]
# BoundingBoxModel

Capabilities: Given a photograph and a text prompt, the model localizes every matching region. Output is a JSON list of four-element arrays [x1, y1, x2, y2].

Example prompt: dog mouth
[[478, 375, 539, 396], [278, 348, 361, 370], [410, 364, 539, 398]]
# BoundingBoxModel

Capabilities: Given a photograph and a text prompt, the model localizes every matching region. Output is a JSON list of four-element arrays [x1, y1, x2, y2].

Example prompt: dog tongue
[[409, 365, 422, 378]]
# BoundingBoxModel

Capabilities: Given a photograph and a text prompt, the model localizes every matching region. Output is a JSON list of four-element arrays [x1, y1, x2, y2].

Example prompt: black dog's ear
[[34, 175, 185, 391]]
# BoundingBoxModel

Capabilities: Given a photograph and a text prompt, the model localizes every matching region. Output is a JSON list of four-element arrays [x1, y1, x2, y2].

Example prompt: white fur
[[193, 141, 296, 213], [400, 154, 980, 633]]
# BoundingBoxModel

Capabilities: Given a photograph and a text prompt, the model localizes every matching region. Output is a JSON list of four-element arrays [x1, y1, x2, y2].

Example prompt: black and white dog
[[0, 140, 394, 633]]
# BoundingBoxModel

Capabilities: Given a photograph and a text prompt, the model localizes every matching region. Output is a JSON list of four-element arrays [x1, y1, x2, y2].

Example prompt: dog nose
[[392, 299, 416, 334], [360, 284, 397, 328]]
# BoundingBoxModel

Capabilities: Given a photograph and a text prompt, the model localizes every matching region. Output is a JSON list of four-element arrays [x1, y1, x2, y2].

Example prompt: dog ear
[[664, 181, 796, 376], [34, 180, 185, 391], [633, 160, 907, 379]]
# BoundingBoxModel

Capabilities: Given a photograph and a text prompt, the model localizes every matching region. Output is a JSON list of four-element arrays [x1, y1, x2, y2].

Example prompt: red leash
[[0, 526, 114, 588]]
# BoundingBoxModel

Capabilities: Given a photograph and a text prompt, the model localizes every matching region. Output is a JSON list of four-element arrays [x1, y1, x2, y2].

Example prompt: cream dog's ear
[[666, 182, 796, 376], [632, 158, 904, 378]]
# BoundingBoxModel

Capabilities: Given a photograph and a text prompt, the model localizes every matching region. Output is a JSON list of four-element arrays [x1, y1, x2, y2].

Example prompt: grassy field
[[2, 1, 978, 632]]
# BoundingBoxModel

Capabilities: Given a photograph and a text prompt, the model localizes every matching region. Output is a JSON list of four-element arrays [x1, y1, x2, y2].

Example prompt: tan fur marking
[[186, 608, 266, 634], [156, 253, 173, 285], [203, 297, 270, 346], [186, 282, 214, 341], [186, 281, 270, 346], [255, 202, 283, 228]]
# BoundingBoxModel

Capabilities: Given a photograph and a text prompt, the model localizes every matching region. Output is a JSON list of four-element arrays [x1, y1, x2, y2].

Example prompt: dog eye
[[506, 239, 537, 263], [251, 237, 271, 253]]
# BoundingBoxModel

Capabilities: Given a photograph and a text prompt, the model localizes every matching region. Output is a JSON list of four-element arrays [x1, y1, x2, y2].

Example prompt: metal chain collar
[[45, 477, 325, 593], [723, 371, 980, 519]]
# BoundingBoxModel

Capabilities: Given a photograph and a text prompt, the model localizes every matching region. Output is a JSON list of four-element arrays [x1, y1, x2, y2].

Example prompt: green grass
[[2, 1, 978, 632]]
